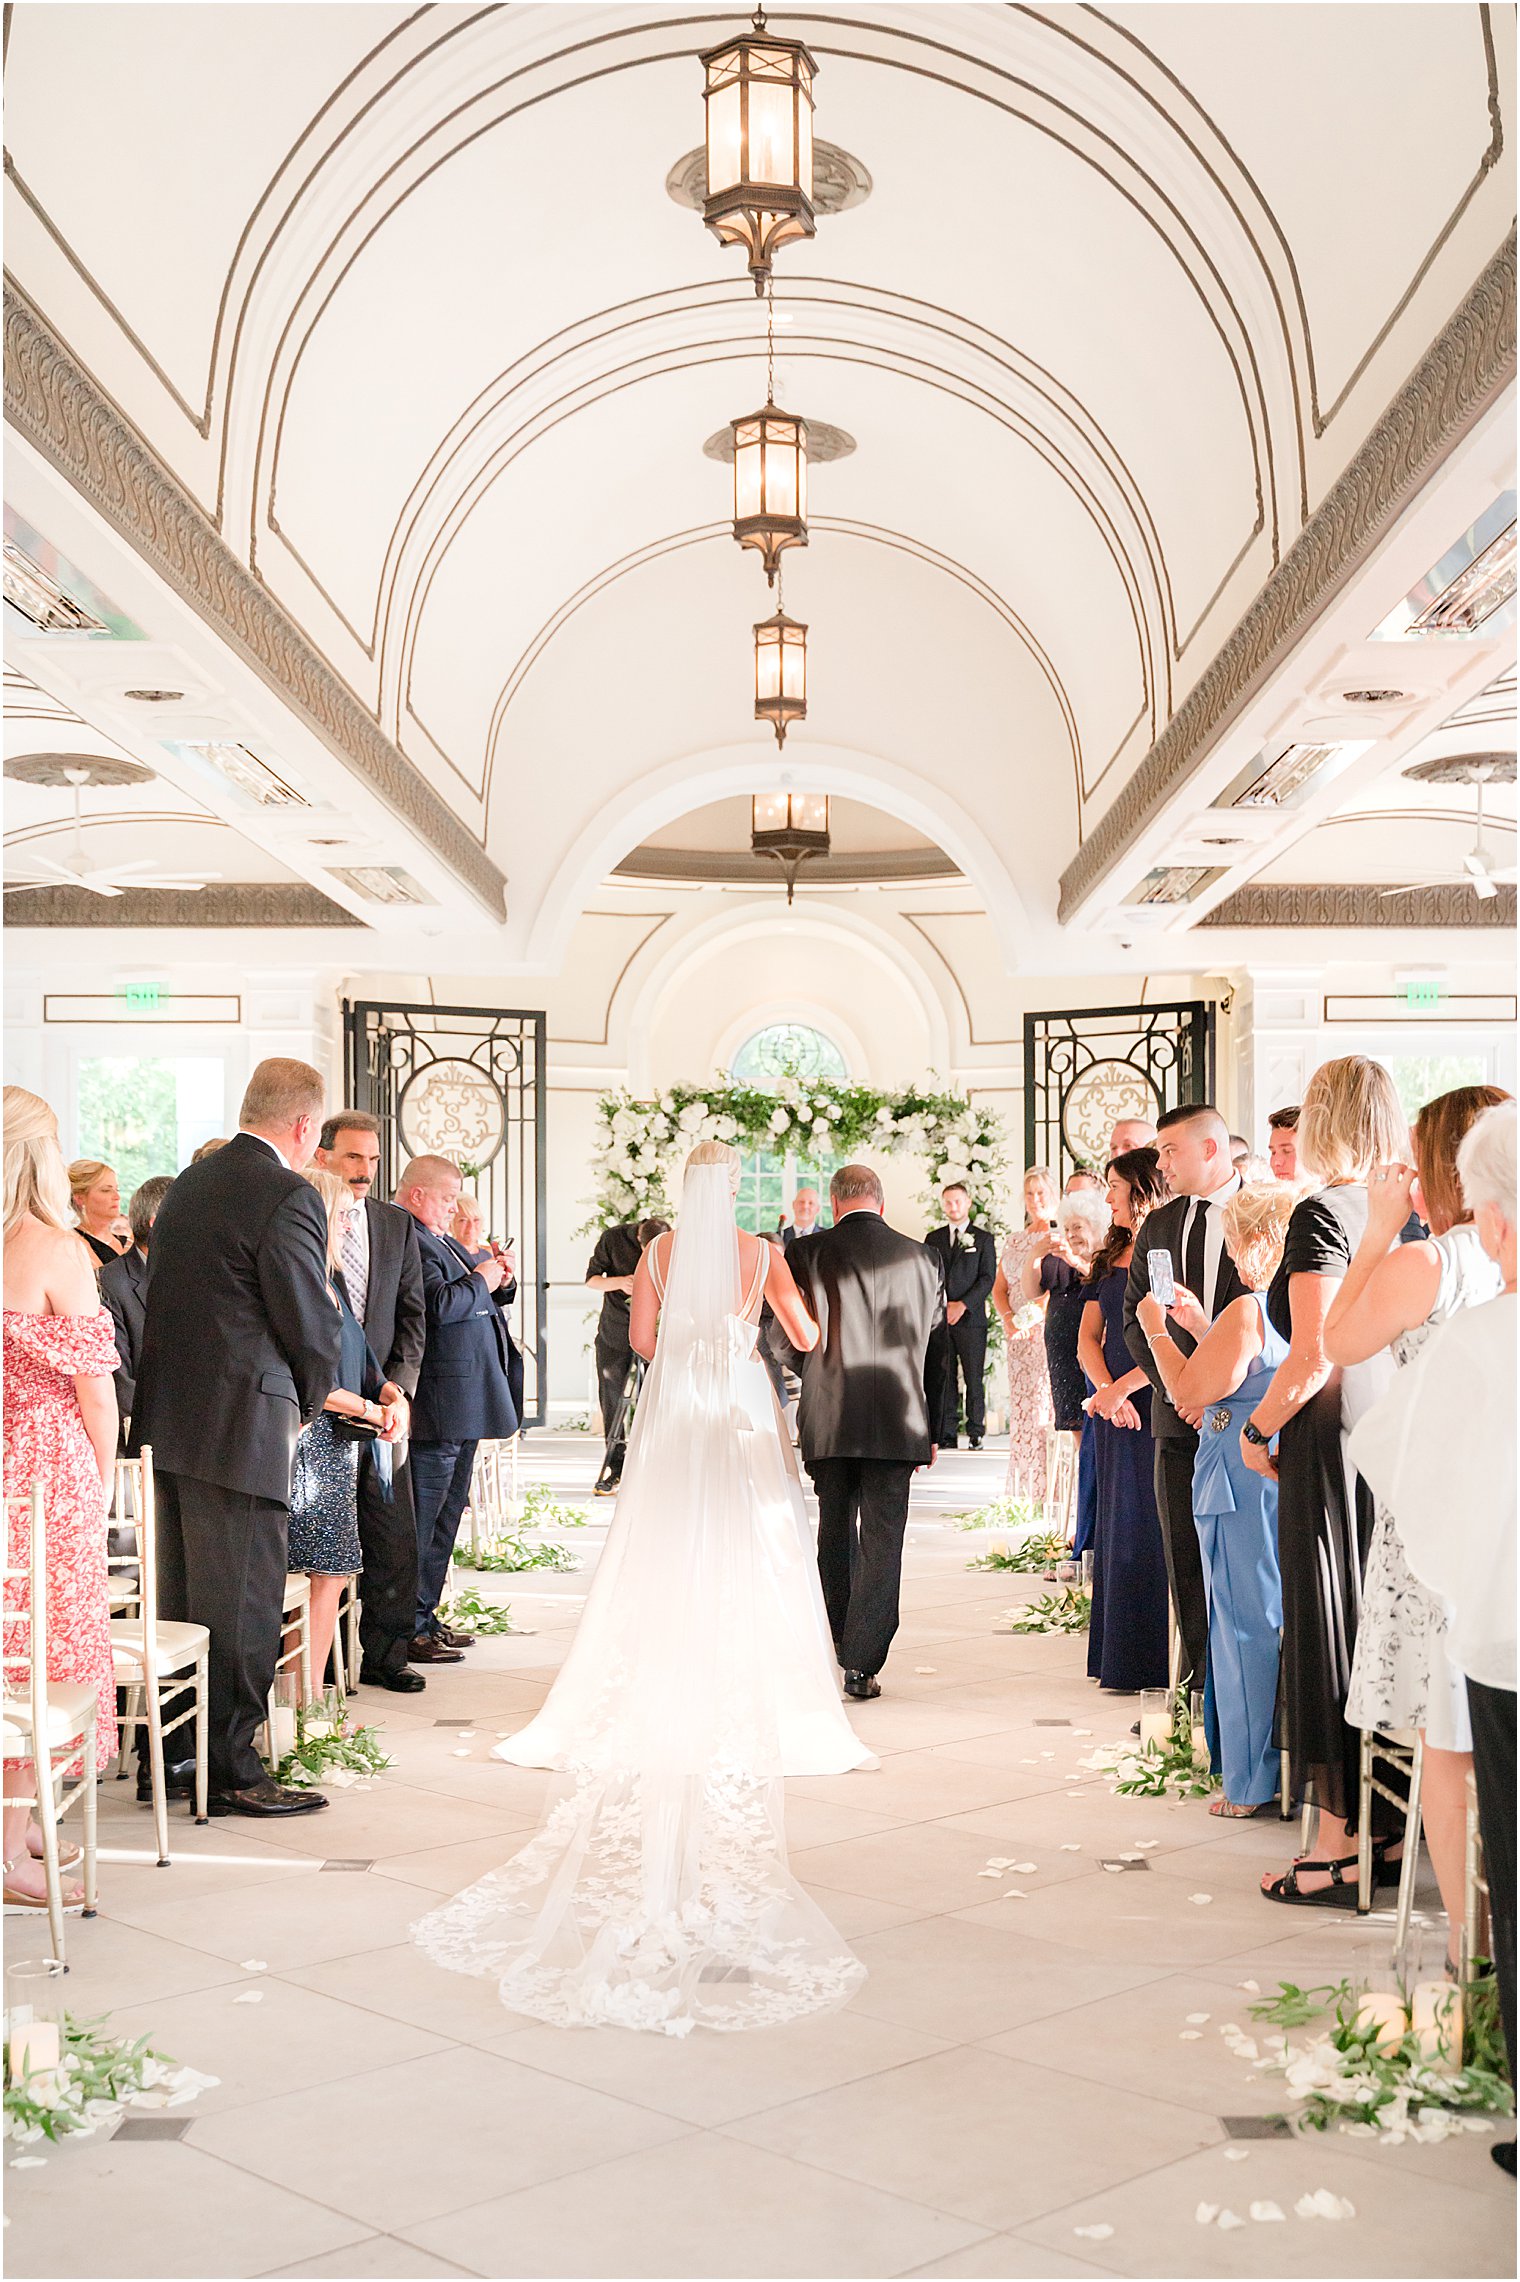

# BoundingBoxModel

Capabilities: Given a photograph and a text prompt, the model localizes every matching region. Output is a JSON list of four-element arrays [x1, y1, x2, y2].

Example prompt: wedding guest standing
[[1140, 1185, 1293, 1812], [992, 1166, 1057, 1503], [1124, 1105, 1244, 1697], [68, 1159, 128, 1266], [401, 1154, 520, 1660], [99, 1174, 173, 1441], [1023, 1191, 1109, 1445], [3, 1088, 118, 1909], [288, 1171, 409, 1694], [1268, 1107, 1301, 1184], [781, 1189, 822, 1247], [1077, 1148, 1169, 1692], [1327, 1084, 1508, 1958], [1348, 1101, 1517, 2175], [314, 1111, 428, 1695], [1109, 1116, 1158, 1157], [1239, 1056, 1416, 1904], [129, 1058, 341, 1818], [585, 1219, 647, 1496], [925, 1183, 997, 1449]]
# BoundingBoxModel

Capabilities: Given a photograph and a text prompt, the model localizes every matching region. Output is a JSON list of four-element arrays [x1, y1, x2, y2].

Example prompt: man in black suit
[[779, 1188, 822, 1248], [315, 1112, 428, 1695], [99, 1173, 173, 1443], [1122, 1104, 1244, 1695], [924, 1182, 997, 1450], [787, 1163, 945, 1698], [585, 1220, 645, 1496], [129, 1058, 342, 1817], [400, 1153, 521, 1661]]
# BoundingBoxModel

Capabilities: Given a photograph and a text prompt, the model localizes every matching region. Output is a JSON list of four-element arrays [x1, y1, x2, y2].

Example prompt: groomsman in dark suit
[[779, 1188, 822, 1248], [315, 1112, 428, 1694], [1122, 1104, 1244, 1694], [99, 1174, 173, 1443], [924, 1182, 997, 1449], [788, 1165, 945, 1697], [400, 1154, 521, 1662], [129, 1059, 342, 1816]]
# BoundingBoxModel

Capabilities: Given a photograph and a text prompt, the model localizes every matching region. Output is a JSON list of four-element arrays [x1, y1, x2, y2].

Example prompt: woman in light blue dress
[[1137, 1185, 1295, 1813]]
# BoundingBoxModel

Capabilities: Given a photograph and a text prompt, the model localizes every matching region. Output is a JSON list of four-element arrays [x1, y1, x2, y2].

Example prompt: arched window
[[730, 1022, 847, 1086], [728, 1023, 847, 1233]]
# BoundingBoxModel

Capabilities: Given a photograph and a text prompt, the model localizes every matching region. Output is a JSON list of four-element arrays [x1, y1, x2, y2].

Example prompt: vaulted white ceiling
[[3, 2, 1515, 964]]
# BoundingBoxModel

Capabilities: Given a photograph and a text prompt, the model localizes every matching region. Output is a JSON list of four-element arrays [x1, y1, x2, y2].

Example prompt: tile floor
[[6, 1438, 1513, 2279]]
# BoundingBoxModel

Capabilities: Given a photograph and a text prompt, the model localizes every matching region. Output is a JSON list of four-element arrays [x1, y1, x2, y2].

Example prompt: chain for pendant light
[[766, 272, 777, 406]]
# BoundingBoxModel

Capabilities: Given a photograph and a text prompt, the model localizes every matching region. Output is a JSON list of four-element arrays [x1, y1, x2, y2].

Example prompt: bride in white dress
[[412, 1141, 872, 2035]]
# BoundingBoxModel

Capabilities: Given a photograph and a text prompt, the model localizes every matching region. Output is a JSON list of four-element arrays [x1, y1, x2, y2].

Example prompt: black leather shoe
[[360, 1663, 425, 1693], [408, 1633, 465, 1665], [431, 1622, 474, 1651], [206, 1779, 328, 1817], [136, 1759, 196, 1805], [969, 1438, 984, 1451], [843, 1671, 881, 1701]]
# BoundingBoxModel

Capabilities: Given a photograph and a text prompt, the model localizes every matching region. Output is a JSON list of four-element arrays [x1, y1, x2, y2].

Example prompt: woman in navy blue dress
[[1078, 1149, 1171, 1692]]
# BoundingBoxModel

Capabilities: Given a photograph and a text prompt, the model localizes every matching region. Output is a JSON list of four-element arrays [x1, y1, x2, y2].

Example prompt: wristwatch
[[1241, 1416, 1271, 1447]]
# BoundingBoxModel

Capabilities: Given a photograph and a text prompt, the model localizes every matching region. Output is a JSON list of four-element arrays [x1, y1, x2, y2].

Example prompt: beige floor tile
[[983, 1972, 1291, 2117], [790, 1748, 1052, 1824], [902, 2237, 1121, 2279], [401, 2129, 992, 2279], [187, 2046, 688, 2231], [798, 1881, 929, 1937], [795, 1818, 1046, 1915], [367, 1832, 540, 1896], [288, 1938, 551, 2046], [845, 1916, 1167, 2042], [1013, 2133, 1514, 2277], [775, 1790, 914, 1849], [952, 1861, 1301, 1967], [226, 1778, 537, 1862], [724, 2046, 1217, 2231], [101, 1971, 452, 2112], [260, 2240, 476, 2279], [116, 1867, 443, 1971], [478, 2003, 948, 2124], [5, 1907, 248, 2011], [2, 2141, 372, 2278]]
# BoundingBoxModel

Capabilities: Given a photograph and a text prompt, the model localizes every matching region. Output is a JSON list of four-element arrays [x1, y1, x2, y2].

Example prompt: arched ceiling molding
[[213, 9, 1301, 568], [616, 896, 954, 1090], [474, 518, 1085, 833], [522, 740, 1031, 975]]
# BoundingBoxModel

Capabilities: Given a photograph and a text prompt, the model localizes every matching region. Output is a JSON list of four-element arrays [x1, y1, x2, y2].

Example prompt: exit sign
[[116, 981, 165, 1012], [1404, 979, 1443, 1012]]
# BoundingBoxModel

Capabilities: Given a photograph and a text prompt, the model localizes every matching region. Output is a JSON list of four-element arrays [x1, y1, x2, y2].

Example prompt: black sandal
[[1261, 1853, 1362, 1908]]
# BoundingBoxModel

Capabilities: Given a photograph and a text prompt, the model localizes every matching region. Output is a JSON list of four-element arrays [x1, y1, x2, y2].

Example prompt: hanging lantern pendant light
[[700, 5, 818, 295], [752, 790, 829, 903], [754, 590, 807, 747], [731, 280, 808, 582]]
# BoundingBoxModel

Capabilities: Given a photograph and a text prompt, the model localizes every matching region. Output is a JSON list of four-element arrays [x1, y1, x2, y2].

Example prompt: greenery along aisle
[[586, 1077, 1012, 1228]]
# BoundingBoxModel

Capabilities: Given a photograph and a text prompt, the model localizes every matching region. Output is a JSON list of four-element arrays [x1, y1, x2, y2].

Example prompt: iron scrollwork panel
[[1023, 1002, 1214, 1175], [344, 1000, 548, 1427]]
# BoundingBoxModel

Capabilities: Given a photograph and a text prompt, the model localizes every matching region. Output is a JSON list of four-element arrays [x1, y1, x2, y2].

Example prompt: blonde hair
[[1298, 1056, 1407, 1183], [5, 1088, 77, 1238], [453, 1191, 484, 1226], [240, 1056, 324, 1131], [67, 1157, 113, 1208], [1221, 1183, 1295, 1292], [685, 1140, 740, 1174], [302, 1166, 353, 1272]]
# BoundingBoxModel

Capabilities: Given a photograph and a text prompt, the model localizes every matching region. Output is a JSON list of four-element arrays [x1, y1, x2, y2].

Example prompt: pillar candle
[[270, 1706, 298, 1759], [1410, 1980, 1462, 2069], [8, 2020, 61, 2083], [1139, 1711, 1171, 1751], [1352, 1991, 1407, 2053]]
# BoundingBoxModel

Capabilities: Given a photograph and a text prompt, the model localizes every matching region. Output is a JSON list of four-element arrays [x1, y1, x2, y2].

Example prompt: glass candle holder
[[5, 1957, 66, 2087], [1081, 1551, 1094, 1591], [266, 1671, 300, 1766], [304, 1684, 345, 1743], [1139, 1688, 1172, 1753], [1190, 1689, 1210, 1768]]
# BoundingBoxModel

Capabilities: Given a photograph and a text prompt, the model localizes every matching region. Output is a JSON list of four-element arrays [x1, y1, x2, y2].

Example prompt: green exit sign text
[[116, 981, 165, 1013], [1404, 979, 1442, 1012]]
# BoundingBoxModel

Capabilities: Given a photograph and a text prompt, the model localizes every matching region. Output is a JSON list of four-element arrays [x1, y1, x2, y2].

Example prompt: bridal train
[[413, 1146, 870, 2035]]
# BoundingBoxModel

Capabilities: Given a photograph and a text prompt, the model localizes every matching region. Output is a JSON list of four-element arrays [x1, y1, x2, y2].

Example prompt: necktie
[[1183, 1199, 1209, 1316], [341, 1209, 369, 1326]]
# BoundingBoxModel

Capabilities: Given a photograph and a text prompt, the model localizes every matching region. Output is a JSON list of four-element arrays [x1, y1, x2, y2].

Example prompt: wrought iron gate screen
[[1024, 1001, 1215, 1174], [343, 1000, 548, 1427]]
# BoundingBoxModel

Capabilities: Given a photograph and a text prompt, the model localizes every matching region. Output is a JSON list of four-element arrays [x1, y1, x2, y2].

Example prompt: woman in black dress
[[1236, 1056, 1415, 1904], [68, 1157, 128, 1266]]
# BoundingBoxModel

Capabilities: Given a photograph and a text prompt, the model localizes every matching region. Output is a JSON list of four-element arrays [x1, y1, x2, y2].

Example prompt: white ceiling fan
[[1380, 755, 1517, 902], [6, 767, 222, 898]]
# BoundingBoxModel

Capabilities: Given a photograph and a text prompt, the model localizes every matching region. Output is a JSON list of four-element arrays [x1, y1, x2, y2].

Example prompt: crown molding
[[2, 280, 507, 922], [3, 882, 364, 927], [1059, 231, 1518, 921], [1199, 882, 1516, 930]]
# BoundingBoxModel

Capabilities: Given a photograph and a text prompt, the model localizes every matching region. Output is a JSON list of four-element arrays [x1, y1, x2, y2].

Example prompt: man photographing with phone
[[1122, 1105, 1244, 1697]]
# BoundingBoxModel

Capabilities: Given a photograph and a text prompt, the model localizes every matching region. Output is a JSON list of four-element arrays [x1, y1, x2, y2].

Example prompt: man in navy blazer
[[399, 1153, 520, 1662]]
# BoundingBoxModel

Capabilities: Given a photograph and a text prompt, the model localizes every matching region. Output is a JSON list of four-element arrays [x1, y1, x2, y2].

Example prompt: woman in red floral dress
[[3, 1087, 119, 1910]]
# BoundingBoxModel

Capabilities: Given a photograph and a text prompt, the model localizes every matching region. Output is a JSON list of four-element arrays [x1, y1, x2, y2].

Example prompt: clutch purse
[[330, 1411, 381, 1443]]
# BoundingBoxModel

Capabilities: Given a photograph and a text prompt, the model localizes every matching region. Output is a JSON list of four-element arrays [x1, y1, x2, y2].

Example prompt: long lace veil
[[413, 1159, 865, 2034]]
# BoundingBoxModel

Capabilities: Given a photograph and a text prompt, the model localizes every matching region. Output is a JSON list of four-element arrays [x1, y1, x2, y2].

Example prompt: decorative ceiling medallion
[[665, 139, 871, 216], [4, 752, 155, 789], [1341, 688, 1412, 704], [396, 1057, 507, 1169], [122, 688, 185, 704], [704, 418, 855, 463], [1060, 1061, 1161, 1168], [1404, 750, 1517, 786]]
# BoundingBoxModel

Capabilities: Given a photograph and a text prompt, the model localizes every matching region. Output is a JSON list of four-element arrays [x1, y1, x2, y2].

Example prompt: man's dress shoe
[[360, 1663, 426, 1693], [408, 1633, 465, 1665], [430, 1622, 474, 1651], [843, 1671, 881, 1701], [206, 1778, 328, 1817], [136, 1759, 196, 1805]]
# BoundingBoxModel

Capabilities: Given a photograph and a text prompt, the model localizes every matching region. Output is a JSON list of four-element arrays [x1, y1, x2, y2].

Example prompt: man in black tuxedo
[[787, 1163, 946, 1698], [100, 1173, 173, 1444], [315, 1112, 428, 1694], [779, 1188, 822, 1248], [129, 1059, 342, 1817], [1122, 1104, 1244, 1694], [400, 1154, 521, 1661], [585, 1221, 647, 1496], [924, 1182, 997, 1449]]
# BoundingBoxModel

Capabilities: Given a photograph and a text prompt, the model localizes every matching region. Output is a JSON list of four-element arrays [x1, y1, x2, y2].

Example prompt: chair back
[[1, 1483, 49, 1741], [111, 1449, 159, 1664]]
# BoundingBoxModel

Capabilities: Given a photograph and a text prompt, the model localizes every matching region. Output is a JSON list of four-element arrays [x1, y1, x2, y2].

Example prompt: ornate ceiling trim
[[1058, 230, 1518, 922], [2, 281, 507, 920], [3, 881, 363, 927], [1199, 882, 1516, 930]]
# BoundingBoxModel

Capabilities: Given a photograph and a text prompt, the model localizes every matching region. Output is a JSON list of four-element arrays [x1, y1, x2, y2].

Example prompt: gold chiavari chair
[[2, 1483, 99, 1961], [109, 1450, 209, 1861]]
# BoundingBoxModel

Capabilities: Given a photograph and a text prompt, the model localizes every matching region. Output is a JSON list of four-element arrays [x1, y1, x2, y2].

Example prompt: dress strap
[[649, 1236, 669, 1302], [740, 1238, 770, 1318]]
